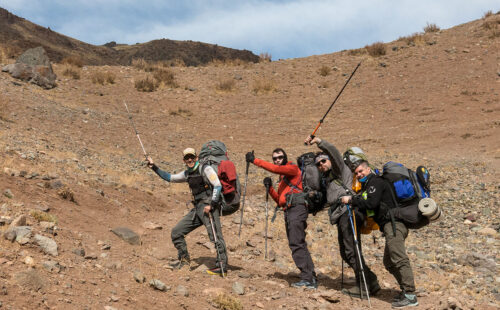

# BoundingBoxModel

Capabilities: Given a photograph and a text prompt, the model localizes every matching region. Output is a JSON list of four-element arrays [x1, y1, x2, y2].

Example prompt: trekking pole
[[346, 204, 371, 307], [123, 101, 148, 159], [208, 212, 225, 278], [305, 62, 361, 144], [341, 260, 344, 290], [264, 183, 270, 260], [238, 152, 252, 237]]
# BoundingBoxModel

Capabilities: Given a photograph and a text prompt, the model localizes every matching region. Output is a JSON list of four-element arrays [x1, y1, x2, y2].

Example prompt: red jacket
[[253, 158, 303, 208]]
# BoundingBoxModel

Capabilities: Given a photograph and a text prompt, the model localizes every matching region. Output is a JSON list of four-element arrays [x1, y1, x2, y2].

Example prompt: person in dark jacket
[[341, 160, 418, 308], [305, 136, 380, 298], [146, 147, 228, 276], [247, 148, 317, 289]]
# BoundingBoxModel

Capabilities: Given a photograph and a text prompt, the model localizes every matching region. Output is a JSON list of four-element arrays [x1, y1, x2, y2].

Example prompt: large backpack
[[382, 162, 439, 229], [199, 140, 241, 216], [296, 152, 326, 215]]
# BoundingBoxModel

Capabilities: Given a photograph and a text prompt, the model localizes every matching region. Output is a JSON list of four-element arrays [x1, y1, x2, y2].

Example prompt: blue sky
[[1, 1, 498, 59]]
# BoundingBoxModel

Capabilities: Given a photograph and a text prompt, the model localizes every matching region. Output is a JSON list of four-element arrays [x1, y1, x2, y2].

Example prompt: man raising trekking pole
[[146, 148, 228, 277], [305, 136, 380, 299], [246, 148, 317, 289]]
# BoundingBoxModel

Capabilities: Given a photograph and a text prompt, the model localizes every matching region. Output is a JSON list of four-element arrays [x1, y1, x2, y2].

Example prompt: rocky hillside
[[0, 7, 259, 66], [0, 11, 499, 310]]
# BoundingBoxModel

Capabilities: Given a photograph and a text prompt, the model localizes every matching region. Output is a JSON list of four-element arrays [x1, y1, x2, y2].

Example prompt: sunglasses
[[183, 155, 196, 161], [315, 159, 328, 167], [272, 155, 284, 161]]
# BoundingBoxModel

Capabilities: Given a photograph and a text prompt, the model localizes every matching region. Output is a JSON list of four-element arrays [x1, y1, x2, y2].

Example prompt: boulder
[[2, 47, 56, 89], [34, 234, 58, 256], [14, 269, 45, 292], [111, 227, 140, 245]]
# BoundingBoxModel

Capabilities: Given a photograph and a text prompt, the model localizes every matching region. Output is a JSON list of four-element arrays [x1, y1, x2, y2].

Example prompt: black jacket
[[351, 173, 396, 229]]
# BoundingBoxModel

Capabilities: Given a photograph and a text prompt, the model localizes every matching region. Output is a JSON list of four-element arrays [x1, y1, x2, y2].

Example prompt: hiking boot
[[169, 257, 190, 270], [391, 293, 418, 308], [341, 281, 381, 299], [392, 290, 406, 302], [206, 266, 227, 277], [291, 280, 317, 290]]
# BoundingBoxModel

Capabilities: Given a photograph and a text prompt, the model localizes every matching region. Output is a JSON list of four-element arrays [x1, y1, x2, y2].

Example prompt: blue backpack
[[382, 162, 431, 229]]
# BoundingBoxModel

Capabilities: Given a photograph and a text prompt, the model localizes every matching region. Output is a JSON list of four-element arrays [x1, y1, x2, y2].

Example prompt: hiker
[[146, 148, 228, 276], [340, 160, 419, 308], [304, 136, 380, 298], [246, 148, 317, 289]]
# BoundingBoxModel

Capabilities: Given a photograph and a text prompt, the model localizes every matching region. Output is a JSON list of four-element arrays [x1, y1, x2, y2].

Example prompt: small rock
[[149, 279, 167, 291], [202, 287, 225, 296], [256, 302, 265, 308], [238, 272, 251, 279], [110, 295, 119, 302], [133, 271, 145, 283], [232, 282, 245, 295], [47, 180, 63, 189], [104, 306, 117, 310], [72, 248, 85, 257], [14, 269, 45, 292], [176, 285, 189, 297], [3, 189, 13, 199], [10, 215, 26, 227], [34, 234, 58, 256], [36, 205, 50, 212], [142, 221, 162, 230], [111, 227, 140, 245], [24, 256, 35, 267], [14, 226, 33, 244], [42, 260, 62, 273]]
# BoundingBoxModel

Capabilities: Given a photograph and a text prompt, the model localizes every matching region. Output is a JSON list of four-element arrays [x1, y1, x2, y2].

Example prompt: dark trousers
[[284, 203, 316, 282], [171, 202, 227, 267], [338, 209, 378, 286], [382, 221, 415, 292]]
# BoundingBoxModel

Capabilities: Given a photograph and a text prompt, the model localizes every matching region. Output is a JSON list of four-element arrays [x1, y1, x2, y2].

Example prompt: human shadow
[[192, 256, 243, 271]]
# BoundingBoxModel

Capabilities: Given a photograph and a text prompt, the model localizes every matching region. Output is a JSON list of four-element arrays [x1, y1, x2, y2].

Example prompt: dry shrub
[[135, 76, 158, 92], [423, 23, 440, 33], [61, 55, 84, 67], [483, 10, 493, 18], [211, 293, 243, 310], [160, 58, 186, 67], [253, 78, 275, 94], [348, 48, 367, 56], [399, 33, 425, 46], [58, 186, 75, 203], [30, 210, 58, 224], [259, 52, 272, 62], [91, 71, 115, 85], [153, 68, 178, 87], [482, 17, 500, 30], [131, 58, 148, 70], [62, 65, 80, 79], [365, 42, 386, 57], [216, 78, 236, 91], [169, 108, 193, 117], [318, 65, 331, 76]]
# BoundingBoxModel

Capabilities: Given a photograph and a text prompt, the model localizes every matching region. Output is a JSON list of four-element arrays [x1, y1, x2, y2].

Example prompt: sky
[[1, 1, 498, 60]]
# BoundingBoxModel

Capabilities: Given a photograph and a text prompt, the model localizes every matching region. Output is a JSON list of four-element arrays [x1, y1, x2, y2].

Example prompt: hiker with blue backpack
[[340, 159, 419, 308], [146, 147, 229, 277], [304, 136, 380, 300]]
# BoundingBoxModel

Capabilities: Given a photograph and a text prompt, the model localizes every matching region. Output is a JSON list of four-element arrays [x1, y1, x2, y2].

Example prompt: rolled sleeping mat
[[418, 198, 441, 222]]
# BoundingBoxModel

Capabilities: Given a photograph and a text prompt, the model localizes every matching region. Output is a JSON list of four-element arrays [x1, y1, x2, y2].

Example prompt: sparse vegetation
[[169, 107, 193, 117], [424, 23, 440, 33], [348, 48, 367, 56], [211, 293, 243, 310], [259, 52, 272, 62], [91, 71, 116, 85], [62, 65, 81, 79], [30, 210, 58, 224], [153, 68, 178, 87], [135, 76, 158, 92], [160, 58, 186, 67], [216, 78, 236, 91], [58, 186, 75, 202], [318, 65, 331, 77], [365, 42, 386, 57], [483, 10, 493, 18], [252, 79, 276, 94], [399, 33, 425, 46], [61, 55, 84, 68], [131, 58, 148, 70]]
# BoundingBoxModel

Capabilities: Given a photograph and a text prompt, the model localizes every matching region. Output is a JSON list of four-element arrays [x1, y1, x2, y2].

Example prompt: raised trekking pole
[[305, 62, 361, 144], [208, 212, 225, 278], [264, 182, 270, 260], [238, 151, 252, 237], [123, 101, 148, 159], [346, 204, 371, 307]]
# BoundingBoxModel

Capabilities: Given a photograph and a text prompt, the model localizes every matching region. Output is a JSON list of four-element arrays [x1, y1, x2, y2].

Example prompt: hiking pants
[[337, 210, 378, 287], [382, 221, 415, 292], [171, 202, 228, 267], [284, 202, 316, 282]]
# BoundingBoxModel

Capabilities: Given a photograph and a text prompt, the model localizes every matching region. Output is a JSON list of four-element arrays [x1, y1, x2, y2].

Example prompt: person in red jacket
[[246, 148, 317, 289]]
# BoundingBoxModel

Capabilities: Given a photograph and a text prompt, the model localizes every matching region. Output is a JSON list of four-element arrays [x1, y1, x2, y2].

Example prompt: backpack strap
[[384, 179, 399, 237]]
